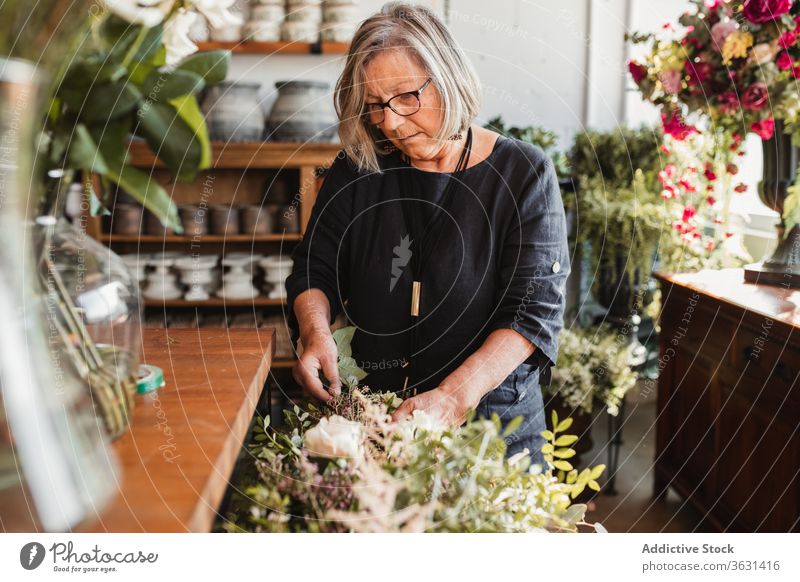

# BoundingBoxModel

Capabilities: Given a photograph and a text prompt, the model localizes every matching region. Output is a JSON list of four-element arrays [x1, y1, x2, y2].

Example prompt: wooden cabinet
[[655, 269, 800, 532]]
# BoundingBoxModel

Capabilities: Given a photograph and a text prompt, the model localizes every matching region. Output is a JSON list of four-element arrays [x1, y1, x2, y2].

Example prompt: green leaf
[[587, 480, 601, 492], [562, 504, 586, 525], [105, 162, 181, 232], [142, 69, 205, 101], [594, 521, 608, 533], [176, 50, 231, 85], [554, 434, 579, 447], [553, 460, 573, 471], [136, 101, 202, 182], [589, 464, 606, 480], [502, 415, 523, 437], [87, 118, 131, 165], [553, 448, 576, 459], [555, 417, 574, 433], [540, 443, 554, 455], [551, 409, 558, 430], [66, 124, 108, 174], [332, 326, 356, 357], [83, 82, 143, 123], [540, 429, 554, 441], [168, 94, 212, 169]]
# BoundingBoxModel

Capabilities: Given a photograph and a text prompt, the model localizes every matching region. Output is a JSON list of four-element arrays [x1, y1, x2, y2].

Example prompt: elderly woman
[[286, 2, 569, 461]]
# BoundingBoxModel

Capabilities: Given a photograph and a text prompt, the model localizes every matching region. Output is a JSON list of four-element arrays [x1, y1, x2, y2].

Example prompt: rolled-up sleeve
[[486, 154, 570, 384], [285, 152, 354, 345]]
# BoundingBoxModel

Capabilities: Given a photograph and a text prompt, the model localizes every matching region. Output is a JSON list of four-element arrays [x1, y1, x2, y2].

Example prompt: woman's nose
[[381, 107, 404, 132]]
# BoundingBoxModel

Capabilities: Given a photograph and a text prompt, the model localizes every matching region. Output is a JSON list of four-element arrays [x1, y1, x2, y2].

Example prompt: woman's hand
[[292, 329, 340, 401], [391, 386, 472, 427]]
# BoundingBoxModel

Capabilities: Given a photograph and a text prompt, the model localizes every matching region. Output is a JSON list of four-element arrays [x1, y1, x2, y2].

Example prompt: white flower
[[192, 0, 243, 29], [163, 7, 199, 65], [101, 0, 174, 27], [750, 42, 778, 66], [303, 415, 363, 460], [407, 409, 445, 433]]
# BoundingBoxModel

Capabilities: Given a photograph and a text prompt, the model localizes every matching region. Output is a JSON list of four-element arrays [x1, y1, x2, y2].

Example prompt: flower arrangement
[[220, 328, 606, 533], [628, 0, 800, 235], [548, 326, 639, 417], [39, 1, 239, 226], [222, 390, 606, 533]]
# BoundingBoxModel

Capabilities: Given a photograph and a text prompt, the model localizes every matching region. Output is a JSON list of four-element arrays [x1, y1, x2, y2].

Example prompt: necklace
[[397, 127, 473, 396]]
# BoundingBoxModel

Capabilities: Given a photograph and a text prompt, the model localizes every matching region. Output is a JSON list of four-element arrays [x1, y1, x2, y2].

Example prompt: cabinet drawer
[[661, 292, 736, 364]]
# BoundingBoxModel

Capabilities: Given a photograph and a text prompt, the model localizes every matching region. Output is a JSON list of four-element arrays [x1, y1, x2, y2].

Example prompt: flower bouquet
[[221, 329, 606, 533]]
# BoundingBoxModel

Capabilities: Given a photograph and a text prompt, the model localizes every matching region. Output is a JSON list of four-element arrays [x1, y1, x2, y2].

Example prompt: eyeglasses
[[363, 77, 432, 125]]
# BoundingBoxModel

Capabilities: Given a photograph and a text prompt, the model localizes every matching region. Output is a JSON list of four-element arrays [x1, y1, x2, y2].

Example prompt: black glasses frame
[[364, 77, 433, 124]]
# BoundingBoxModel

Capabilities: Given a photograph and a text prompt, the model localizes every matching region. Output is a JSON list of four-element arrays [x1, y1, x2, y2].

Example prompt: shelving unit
[[86, 140, 343, 366], [196, 41, 350, 55]]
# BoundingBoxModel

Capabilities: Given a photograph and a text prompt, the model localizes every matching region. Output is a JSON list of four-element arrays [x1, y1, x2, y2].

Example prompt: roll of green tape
[[137, 364, 165, 394]]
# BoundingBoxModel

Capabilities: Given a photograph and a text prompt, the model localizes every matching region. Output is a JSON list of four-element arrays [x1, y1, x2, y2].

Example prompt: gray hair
[[335, 2, 482, 174]]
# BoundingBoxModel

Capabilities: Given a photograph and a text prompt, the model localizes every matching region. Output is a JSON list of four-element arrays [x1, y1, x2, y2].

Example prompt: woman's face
[[363, 49, 445, 160]]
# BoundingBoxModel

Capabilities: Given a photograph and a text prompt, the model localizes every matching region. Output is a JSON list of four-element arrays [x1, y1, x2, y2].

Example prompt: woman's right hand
[[292, 329, 341, 401]]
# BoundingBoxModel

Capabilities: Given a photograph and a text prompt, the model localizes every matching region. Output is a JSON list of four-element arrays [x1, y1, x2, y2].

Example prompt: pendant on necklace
[[410, 280, 421, 317]]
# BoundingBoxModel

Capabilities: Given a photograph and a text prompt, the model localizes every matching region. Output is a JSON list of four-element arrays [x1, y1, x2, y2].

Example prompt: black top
[[285, 135, 570, 393]]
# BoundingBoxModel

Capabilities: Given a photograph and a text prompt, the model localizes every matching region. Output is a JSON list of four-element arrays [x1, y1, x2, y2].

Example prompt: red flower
[[707, 195, 717, 205], [628, 60, 648, 85], [792, 66, 800, 78], [704, 162, 717, 181], [743, 0, 792, 25], [717, 91, 740, 114], [751, 117, 775, 139], [662, 110, 698, 140], [734, 182, 748, 193], [679, 178, 697, 192], [742, 82, 770, 110], [682, 205, 697, 222], [685, 59, 714, 87], [726, 162, 739, 175], [777, 51, 794, 70]]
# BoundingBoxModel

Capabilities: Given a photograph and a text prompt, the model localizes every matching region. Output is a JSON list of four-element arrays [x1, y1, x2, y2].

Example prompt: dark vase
[[743, 121, 800, 288], [592, 249, 652, 367]]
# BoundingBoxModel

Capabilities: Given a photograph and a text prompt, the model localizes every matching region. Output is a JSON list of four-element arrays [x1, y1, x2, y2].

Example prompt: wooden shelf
[[101, 233, 302, 243], [145, 297, 287, 308], [196, 41, 349, 55], [126, 140, 343, 170]]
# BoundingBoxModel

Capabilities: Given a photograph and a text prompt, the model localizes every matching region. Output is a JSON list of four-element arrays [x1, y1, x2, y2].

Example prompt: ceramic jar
[[241, 205, 274, 235], [202, 81, 264, 142], [209, 204, 240, 236], [321, 0, 358, 42], [266, 80, 336, 142], [113, 204, 143, 235], [179, 204, 209, 237], [260, 255, 294, 299]]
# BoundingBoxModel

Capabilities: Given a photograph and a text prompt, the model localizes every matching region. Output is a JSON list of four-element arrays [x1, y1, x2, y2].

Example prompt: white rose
[[750, 42, 778, 66], [408, 409, 445, 433], [163, 8, 199, 66], [101, 0, 174, 27], [303, 415, 363, 460], [192, 0, 243, 29]]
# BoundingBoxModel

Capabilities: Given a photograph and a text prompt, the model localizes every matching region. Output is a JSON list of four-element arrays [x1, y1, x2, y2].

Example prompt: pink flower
[[707, 195, 717, 205], [777, 51, 794, 70], [704, 163, 717, 181], [711, 20, 739, 50], [743, 0, 792, 25], [792, 66, 800, 78], [662, 110, 698, 141], [779, 30, 798, 48], [742, 82, 770, 110], [659, 69, 683, 94], [682, 205, 697, 222], [628, 60, 648, 84], [751, 117, 776, 139], [716, 91, 740, 114]]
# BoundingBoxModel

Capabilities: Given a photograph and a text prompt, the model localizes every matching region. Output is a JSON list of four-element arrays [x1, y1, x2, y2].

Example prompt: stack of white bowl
[[282, 0, 322, 42], [321, 0, 359, 42], [244, 0, 285, 41]]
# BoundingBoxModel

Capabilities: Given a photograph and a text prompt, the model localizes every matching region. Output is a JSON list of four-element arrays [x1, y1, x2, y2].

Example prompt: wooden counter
[[654, 269, 800, 532], [78, 328, 275, 532]]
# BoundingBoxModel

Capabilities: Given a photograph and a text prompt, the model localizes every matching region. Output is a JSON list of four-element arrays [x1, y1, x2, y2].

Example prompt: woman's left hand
[[391, 387, 473, 427]]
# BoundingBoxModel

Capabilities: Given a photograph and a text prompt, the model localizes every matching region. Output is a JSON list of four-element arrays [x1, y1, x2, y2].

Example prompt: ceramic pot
[[113, 204, 144, 235], [241, 205, 275, 235], [202, 81, 264, 143], [266, 80, 336, 142], [209, 204, 241, 236]]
